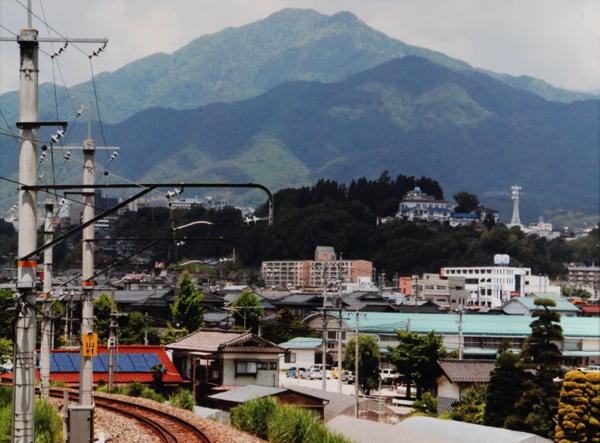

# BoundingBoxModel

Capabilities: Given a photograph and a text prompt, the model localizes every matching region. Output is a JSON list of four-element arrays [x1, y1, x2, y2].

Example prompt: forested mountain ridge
[[67, 56, 599, 225], [0, 8, 593, 128], [0, 9, 597, 225]]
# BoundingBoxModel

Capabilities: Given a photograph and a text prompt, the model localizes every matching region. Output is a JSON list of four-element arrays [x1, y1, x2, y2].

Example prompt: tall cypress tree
[[508, 298, 564, 439], [484, 352, 526, 427]]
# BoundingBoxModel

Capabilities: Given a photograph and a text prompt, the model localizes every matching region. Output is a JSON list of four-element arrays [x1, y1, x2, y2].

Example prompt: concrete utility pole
[[40, 199, 55, 399], [80, 130, 96, 406], [354, 311, 360, 418], [12, 25, 40, 443], [0, 7, 108, 438]]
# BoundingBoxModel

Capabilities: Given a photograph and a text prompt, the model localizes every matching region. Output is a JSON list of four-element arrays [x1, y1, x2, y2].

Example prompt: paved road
[[279, 374, 403, 399]]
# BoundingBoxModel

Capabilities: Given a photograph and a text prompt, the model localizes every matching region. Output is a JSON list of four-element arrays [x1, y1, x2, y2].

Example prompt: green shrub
[[126, 381, 144, 397], [413, 392, 437, 416], [35, 399, 62, 443], [230, 396, 278, 439], [169, 389, 194, 411], [0, 386, 11, 409], [140, 386, 165, 403], [267, 405, 328, 443], [0, 405, 10, 443]]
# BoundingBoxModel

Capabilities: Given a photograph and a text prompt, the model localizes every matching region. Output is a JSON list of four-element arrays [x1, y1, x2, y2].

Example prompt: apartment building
[[261, 247, 372, 289], [568, 265, 600, 297]]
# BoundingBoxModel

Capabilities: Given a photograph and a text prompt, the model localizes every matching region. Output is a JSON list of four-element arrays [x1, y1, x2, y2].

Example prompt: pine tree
[[508, 298, 564, 438], [484, 351, 526, 427]]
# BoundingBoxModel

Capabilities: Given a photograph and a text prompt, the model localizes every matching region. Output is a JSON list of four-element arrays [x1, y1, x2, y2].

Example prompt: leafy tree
[[344, 334, 380, 395], [261, 308, 314, 344], [0, 338, 11, 368], [388, 330, 447, 398], [93, 293, 113, 343], [563, 286, 593, 300], [484, 351, 526, 428], [231, 290, 264, 333], [453, 191, 480, 214], [171, 272, 205, 332], [0, 289, 16, 340], [448, 383, 487, 424], [120, 311, 161, 345], [508, 298, 564, 439], [555, 370, 589, 443]]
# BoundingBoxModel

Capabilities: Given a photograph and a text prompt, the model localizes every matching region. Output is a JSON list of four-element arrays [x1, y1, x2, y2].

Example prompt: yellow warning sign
[[82, 332, 98, 357]]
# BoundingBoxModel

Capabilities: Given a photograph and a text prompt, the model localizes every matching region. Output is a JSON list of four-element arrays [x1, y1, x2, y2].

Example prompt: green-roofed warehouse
[[338, 312, 600, 366]]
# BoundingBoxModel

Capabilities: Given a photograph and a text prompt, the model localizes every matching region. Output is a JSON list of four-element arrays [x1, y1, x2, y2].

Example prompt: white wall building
[[440, 255, 531, 308]]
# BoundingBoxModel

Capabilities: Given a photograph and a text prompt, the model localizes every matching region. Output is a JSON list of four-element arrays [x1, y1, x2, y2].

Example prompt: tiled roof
[[165, 328, 285, 354], [438, 359, 496, 383], [220, 333, 286, 354], [166, 329, 248, 352]]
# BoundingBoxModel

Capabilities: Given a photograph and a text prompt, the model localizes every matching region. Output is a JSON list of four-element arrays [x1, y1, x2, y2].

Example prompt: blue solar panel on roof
[[129, 354, 146, 372], [143, 354, 161, 368], [93, 354, 108, 372], [118, 354, 132, 372]]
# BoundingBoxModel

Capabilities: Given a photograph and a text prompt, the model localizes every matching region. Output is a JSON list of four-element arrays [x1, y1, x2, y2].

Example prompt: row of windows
[[236, 360, 277, 375]]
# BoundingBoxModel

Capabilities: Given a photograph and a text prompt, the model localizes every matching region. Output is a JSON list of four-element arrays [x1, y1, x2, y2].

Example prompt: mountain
[[42, 56, 597, 225], [0, 9, 594, 128], [0, 9, 598, 224]]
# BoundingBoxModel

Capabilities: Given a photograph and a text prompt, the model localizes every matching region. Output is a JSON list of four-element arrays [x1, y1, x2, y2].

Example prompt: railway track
[[49, 389, 211, 443]]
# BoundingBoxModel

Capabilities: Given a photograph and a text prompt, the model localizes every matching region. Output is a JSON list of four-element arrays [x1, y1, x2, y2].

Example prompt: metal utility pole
[[40, 199, 55, 399]]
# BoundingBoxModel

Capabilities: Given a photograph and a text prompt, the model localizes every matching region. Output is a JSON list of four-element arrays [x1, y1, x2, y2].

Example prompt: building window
[[236, 361, 257, 375], [270, 362, 278, 370], [285, 352, 296, 363], [257, 362, 268, 370]]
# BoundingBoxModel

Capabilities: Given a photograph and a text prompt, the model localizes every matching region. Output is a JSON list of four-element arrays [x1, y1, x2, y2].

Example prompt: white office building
[[440, 255, 531, 308]]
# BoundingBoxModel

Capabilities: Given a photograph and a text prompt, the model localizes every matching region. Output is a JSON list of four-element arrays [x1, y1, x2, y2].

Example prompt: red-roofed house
[[36, 345, 182, 388]]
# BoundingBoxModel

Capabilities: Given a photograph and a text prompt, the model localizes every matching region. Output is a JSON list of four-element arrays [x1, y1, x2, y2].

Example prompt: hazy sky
[[0, 0, 598, 95]]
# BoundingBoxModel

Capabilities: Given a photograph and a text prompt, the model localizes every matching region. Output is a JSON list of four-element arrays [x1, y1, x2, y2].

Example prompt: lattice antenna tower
[[510, 185, 522, 227]]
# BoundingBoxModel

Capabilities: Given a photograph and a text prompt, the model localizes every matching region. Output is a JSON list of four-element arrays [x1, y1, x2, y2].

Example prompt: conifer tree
[[484, 351, 526, 427], [508, 298, 564, 439]]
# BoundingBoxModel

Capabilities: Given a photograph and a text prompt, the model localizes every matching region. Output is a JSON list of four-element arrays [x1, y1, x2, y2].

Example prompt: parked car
[[286, 366, 306, 378], [380, 368, 400, 385], [331, 367, 348, 382], [346, 371, 355, 384], [309, 364, 331, 379], [303, 367, 323, 379]]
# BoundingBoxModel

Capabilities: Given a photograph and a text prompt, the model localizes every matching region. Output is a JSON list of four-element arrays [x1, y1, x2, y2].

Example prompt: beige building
[[262, 246, 372, 289]]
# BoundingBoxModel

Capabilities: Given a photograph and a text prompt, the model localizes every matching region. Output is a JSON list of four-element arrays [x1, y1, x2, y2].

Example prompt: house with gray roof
[[436, 359, 496, 414], [502, 294, 581, 317], [165, 329, 286, 402]]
